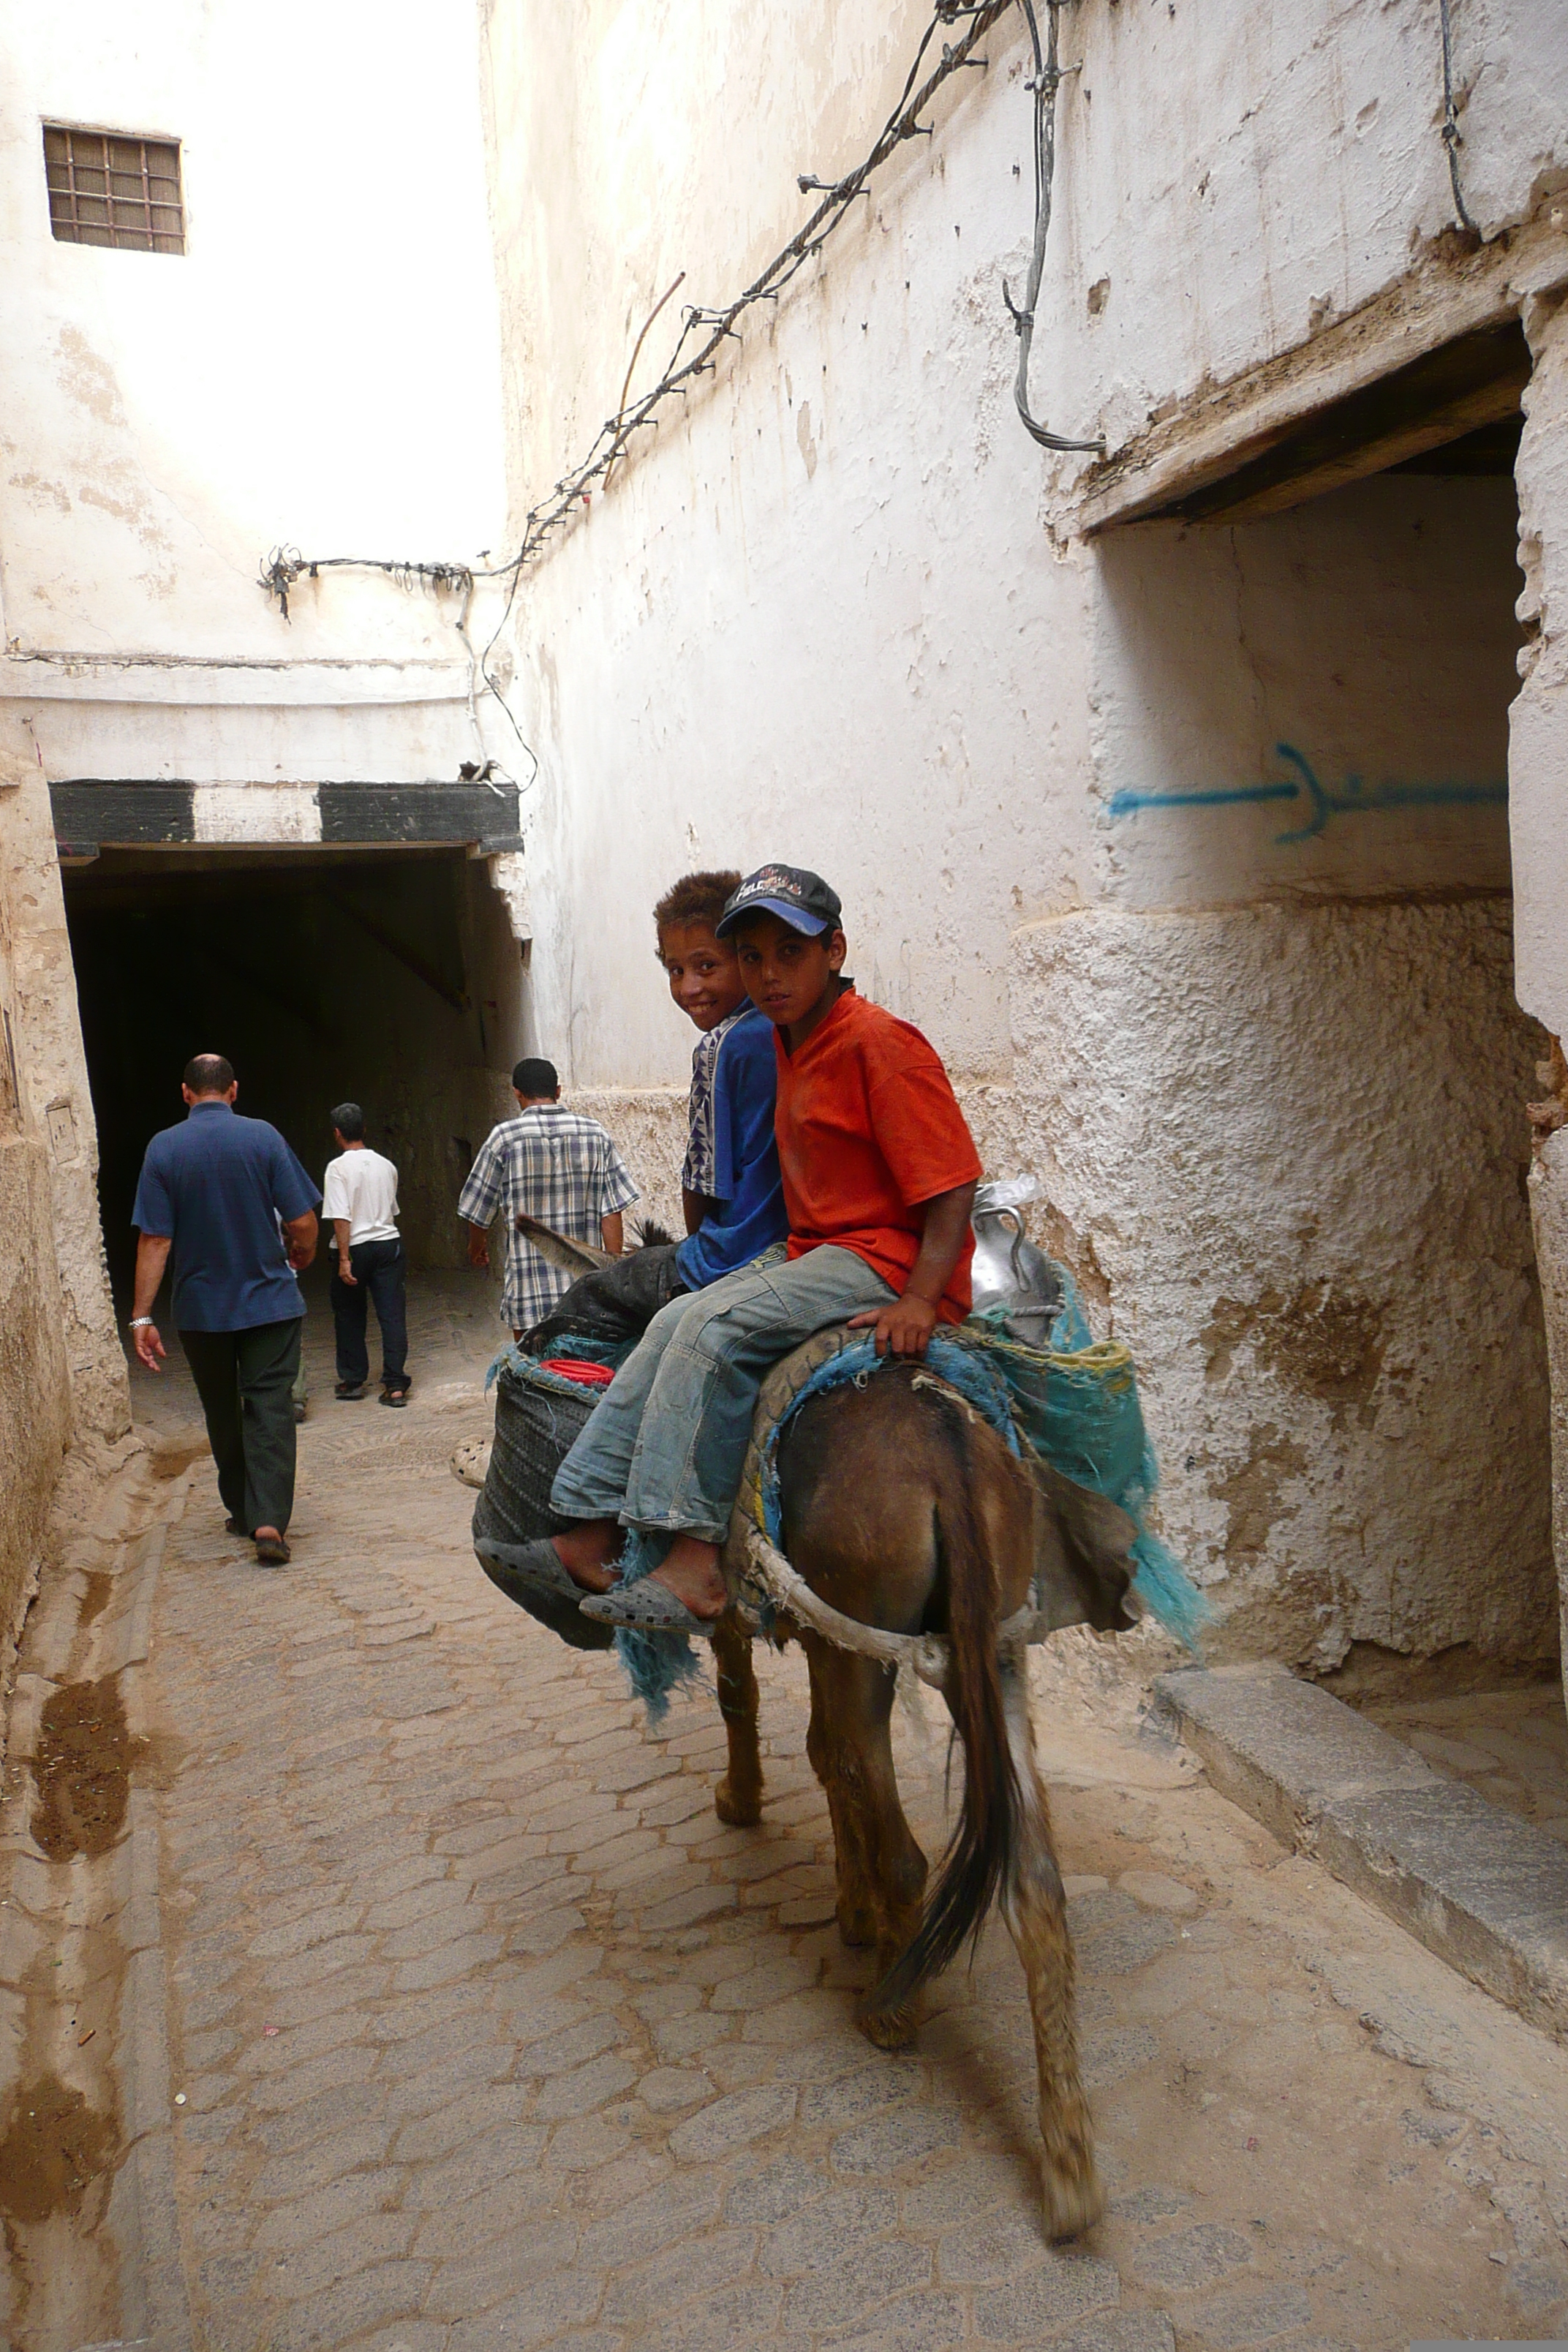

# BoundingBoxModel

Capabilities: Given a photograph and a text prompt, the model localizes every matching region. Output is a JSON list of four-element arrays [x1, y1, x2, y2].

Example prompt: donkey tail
[[870, 1400, 1023, 2015]]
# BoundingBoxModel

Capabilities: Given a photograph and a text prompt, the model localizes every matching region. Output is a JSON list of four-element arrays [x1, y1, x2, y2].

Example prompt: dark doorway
[[63, 845, 527, 1297]]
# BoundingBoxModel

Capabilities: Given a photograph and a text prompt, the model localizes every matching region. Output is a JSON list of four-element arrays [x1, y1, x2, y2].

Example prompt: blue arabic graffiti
[[1106, 742, 1508, 845]]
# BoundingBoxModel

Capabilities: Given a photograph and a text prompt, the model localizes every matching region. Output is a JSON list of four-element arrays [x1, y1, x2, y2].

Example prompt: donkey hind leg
[[712, 1612, 764, 1827], [804, 1638, 929, 2048], [806, 1669, 876, 1952], [998, 1654, 1104, 2240]]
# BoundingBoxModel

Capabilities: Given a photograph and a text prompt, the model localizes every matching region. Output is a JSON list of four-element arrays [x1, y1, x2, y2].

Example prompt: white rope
[[738, 1526, 1039, 1693]]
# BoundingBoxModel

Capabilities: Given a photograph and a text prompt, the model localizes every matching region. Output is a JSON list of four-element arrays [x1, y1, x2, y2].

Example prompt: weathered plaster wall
[[568, 1089, 689, 1243], [1089, 477, 1518, 909], [0, 0, 505, 659], [1512, 291, 1568, 1045], [992, 902, 1553, 1672], [0, 0, 517, 864], [1049, 0, 1568, 453], [0, 730, 121, 1734], [0, 730, 126, 1444], [483, 1, 1539, 1094], [0, 1126, 72, 1720], [481, 0, 1561, 1677]]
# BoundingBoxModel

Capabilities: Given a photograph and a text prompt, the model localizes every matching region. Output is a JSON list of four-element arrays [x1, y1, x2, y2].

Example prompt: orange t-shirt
[[773, 990, 983, 1321]]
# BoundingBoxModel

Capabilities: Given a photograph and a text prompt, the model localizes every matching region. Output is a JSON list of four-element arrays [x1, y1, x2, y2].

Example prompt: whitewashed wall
[[482, 0, 1567, 1678], [0, 0, 512, 788]]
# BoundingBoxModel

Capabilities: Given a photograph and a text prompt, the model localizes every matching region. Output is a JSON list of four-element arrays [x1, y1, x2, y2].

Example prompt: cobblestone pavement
[[38, 1282, 1568, 2347]]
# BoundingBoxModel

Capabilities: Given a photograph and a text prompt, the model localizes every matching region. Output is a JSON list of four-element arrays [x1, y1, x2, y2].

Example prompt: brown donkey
[[500, 1221, 1137, 2237]]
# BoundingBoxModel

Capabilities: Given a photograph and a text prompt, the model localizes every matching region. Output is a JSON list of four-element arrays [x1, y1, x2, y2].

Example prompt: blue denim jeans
[[550, 1244, 896, 1543]]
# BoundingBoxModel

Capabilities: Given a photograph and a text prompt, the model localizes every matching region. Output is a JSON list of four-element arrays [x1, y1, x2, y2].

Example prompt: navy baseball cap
[[716, 864, 843, 940]]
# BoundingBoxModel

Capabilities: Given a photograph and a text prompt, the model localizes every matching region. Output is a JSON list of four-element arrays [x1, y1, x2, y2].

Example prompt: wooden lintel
[[1098, 315, 1531, 532], [1191, 374, 1528, 524]]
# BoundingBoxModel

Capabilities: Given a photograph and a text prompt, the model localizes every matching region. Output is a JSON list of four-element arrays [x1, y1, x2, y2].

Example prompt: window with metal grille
[[43, 125, 184, 253]]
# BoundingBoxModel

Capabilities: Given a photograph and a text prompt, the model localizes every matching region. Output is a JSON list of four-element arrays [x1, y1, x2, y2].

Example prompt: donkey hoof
[[714, 1776, 761, 1828], [856, 2001, 919, 2051], [1040, 2164, 1106, 2243], [836, 1904, 877, 1950]]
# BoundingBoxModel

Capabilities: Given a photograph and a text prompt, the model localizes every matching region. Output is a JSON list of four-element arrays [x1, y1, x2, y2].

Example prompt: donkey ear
[[1033, 1461, 1139, 1632], [513, 1214, 617, 1272]]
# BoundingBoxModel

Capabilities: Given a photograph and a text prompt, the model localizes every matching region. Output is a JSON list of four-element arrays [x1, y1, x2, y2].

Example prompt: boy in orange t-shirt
[[542, 864, 981, 1636]]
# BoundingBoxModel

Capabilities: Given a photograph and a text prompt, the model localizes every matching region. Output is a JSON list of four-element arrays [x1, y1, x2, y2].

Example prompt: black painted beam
[[317, 780, 521, 851], [49, 778, 523, 857]]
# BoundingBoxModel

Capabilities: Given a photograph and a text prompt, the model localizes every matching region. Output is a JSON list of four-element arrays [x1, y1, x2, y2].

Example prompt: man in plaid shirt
[[459, 1058, 638, 1336]]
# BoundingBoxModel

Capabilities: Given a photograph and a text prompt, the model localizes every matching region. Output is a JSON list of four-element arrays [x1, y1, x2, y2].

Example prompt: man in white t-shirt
[[323, 1102, 410, 1406]]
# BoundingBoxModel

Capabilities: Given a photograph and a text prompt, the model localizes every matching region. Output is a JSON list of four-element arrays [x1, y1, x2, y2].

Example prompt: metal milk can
[[970, 1175, 1063, 1350]]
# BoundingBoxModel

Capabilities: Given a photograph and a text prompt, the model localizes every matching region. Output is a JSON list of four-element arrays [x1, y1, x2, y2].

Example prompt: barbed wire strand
[[603, 271, 687, 493], [257, 0, 1101, 735]]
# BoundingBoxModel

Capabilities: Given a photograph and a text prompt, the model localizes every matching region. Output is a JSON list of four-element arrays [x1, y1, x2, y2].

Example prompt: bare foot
[[551, 1522, 622, 1594], [653, 1536, 727, 1620]]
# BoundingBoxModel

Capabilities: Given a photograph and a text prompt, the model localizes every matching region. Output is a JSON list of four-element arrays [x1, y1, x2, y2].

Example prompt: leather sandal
[[578, 1580, 717, 1637]]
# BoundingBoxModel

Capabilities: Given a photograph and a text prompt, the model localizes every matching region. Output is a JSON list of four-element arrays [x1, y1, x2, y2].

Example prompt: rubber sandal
[[578, 1580, 717, 1637], [335, 1382, 366, 1401], [473, 1536, 584, 1603], [255, 1535, 291, 1567], [380, 1387, 408, 1408], [225, 1516, 249, 1537], [472, 1536, 614, 1654]]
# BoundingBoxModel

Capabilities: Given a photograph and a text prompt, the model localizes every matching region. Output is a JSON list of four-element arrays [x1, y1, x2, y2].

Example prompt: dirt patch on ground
[[30, 1674, 146, 1861], [0, 2073, 119, 2225], [76, 1570, 113, 1630]]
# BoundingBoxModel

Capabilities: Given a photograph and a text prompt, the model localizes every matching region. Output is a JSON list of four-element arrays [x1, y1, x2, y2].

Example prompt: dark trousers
[[330, 1237, 409, 1389], [179, 1316, 303, 1536]]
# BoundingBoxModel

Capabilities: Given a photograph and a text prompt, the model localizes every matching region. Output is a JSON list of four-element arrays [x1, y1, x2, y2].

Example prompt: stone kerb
[[1155, 1662, 1568, 2039]]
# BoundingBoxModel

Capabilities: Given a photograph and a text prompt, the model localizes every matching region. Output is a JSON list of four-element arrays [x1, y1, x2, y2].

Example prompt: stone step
[[1153, 1663, 1568, 2041]]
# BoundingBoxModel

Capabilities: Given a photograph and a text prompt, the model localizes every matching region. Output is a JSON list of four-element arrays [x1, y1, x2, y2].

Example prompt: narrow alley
[[5, 4, 1568, 2350], [2, 1281, 1566, 2350]]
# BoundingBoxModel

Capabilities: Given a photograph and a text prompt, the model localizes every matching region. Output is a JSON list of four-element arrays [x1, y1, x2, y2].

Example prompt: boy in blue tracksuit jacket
[[655, 869, 787, 1289]]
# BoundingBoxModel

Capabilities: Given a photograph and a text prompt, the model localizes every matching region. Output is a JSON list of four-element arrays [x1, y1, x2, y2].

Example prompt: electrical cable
[[258, 0, 1100, 654], [1007, 0, 1104, 452], [1438, 0, 1479, 235]]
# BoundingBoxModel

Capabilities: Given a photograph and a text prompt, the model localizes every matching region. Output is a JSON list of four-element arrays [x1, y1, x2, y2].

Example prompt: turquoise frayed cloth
[[611, 1529, 704, 1723], [755, 1278, 1207, 1654]]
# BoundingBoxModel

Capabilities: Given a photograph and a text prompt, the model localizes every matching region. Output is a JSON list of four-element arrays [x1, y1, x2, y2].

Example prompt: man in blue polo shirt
[[129, 1052, 320, 1567]]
